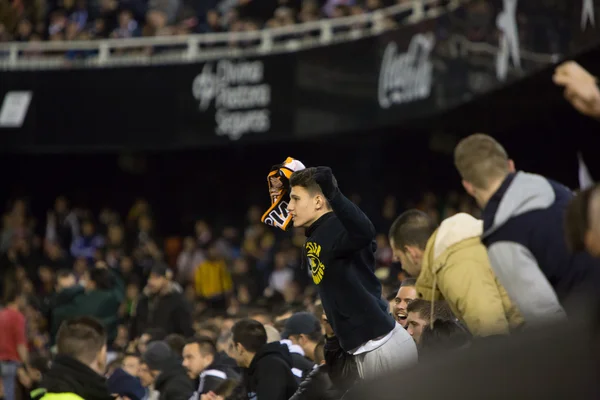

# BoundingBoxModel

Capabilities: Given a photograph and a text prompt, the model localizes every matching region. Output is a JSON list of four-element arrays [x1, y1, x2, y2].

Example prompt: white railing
[[0, 0, 462, 69]]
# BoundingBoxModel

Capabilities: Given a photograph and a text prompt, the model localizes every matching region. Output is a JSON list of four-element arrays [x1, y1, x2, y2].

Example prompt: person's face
[[126, 284, 139, 300], [108, 225, 123, 243], [39, 266, 54, 284], [390, 240, 422, 277], [138, 363, 154, 387], [56, 274, 76, 291], [288, 186, 323, 228], [147, 273, 167, 294], [393, 286, 417, 327], [137, 334, 151, 354], [406, 311, 428, 344], [139, 216, 152, 231], [82, 222, 94, 236], [182, 343, 213, 379], [55, 197, 68, 213], [122, 355, 140, 377], [228, 340, 248, 368]]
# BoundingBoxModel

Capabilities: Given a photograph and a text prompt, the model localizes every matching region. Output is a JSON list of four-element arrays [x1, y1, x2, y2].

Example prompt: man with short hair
[[565, 184, 600, 258], [406, 299, 454, 345], [230, 319, 297, 400], [389, 210, 522, 336], [391, 279, 417, 327], [0, 286, 29, 400], [182, 337, 239, 400], [454, 133, 600, 323], [37, 317, 112, 400], [288, 167, 417, 380], [130, 263, 194, 340]]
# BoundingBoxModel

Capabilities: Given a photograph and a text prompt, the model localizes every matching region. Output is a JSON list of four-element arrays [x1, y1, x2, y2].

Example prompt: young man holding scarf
[[286, 166, 417, 380]]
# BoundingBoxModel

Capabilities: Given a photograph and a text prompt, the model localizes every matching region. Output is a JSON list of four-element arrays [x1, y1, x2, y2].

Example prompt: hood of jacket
[[482, 172, 560, 238], [40, 355, 113, 400], [248, 342, 293, 376], [417, 213, 484, 301]]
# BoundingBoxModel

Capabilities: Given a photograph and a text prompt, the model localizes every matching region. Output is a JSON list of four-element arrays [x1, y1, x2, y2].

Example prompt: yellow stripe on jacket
[[194, 260, 233, 299], [39, 393, 85, 400]]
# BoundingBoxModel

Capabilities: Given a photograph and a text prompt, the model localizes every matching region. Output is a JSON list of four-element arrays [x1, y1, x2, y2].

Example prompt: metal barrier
[[0, 0, 462, 69]]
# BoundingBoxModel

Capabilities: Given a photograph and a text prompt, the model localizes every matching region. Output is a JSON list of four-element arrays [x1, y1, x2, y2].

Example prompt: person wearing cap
[[130, 263, 194, 341], [283, 312, 324, 360], [280, 313, 320, 382], [142, 341, 195, 400]]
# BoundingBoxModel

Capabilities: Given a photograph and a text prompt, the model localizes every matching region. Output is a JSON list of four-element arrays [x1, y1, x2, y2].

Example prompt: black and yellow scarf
[[261, 157, 306, 231]]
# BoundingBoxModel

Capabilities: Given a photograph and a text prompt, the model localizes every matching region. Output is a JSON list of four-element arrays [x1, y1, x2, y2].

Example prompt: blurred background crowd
[[0, 0, 406, 43], [0, 186, 478, 399]]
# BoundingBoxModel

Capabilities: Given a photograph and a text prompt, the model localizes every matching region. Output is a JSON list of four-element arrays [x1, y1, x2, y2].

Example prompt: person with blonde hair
[[454, 134, 600, 325]]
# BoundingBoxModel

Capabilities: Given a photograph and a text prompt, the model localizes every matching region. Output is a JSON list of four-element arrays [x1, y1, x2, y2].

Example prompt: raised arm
[[314, 167, 376, 252]]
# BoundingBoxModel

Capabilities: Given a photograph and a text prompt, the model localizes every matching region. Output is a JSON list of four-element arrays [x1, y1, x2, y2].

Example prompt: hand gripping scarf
[[261, 157, 306, 231]]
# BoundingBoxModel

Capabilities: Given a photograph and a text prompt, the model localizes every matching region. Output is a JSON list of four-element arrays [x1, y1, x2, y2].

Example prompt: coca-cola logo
[[378, 33, 435, 109]]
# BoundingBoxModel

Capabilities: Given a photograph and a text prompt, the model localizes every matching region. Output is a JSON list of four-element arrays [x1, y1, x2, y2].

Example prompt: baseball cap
[[281, 312, 321, 339]]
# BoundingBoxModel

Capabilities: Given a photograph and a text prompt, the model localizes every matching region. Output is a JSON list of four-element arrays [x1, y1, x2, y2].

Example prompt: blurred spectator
[[176, 236, 205, 285], [194, 242, 233, 311], [142, 341, 195, 400], [70, 219, 104, 262], [0, 285, 28, 400], [107, 367, 146, 400], [39, 317, 112, 400], [129, 263, 194, 340]]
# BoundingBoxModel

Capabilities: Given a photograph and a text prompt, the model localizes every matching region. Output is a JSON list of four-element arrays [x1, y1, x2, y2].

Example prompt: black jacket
[[194, 356, 240, 396], [289, 365, 342, 400], [304, 190, 395, 351], [38, 355, 113, 400], [129, 284, 194, 340], [244, 342, 298, 400], [155, 362, 195, 400], [291, 353, 316, 383]]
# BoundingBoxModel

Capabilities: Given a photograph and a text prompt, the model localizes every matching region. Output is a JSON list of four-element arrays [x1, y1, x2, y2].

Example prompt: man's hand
[[314, 167, 339, 199], [553, 61, 600, 119]]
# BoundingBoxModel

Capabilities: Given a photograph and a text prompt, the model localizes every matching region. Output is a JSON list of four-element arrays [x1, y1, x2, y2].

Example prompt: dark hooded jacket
[[155, 359, 195, 400], [37, 355, 113, 400], [129, 283, 194, 340], [244, 342, 298, 400], [191, 354, 241, 398]]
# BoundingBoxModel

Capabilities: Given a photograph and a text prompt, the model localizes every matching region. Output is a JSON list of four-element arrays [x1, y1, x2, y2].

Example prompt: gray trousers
[[354, 324, 418, 380]]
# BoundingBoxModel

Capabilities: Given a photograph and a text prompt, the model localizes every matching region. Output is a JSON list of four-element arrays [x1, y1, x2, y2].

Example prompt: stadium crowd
[[1, 60, 600, 400], [0, 0, 400, 43]]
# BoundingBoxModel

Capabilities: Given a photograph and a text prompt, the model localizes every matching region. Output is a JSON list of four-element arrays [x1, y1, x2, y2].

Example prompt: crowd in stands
[[0, 0, 404, 43], [0, 184, 477, 400]]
